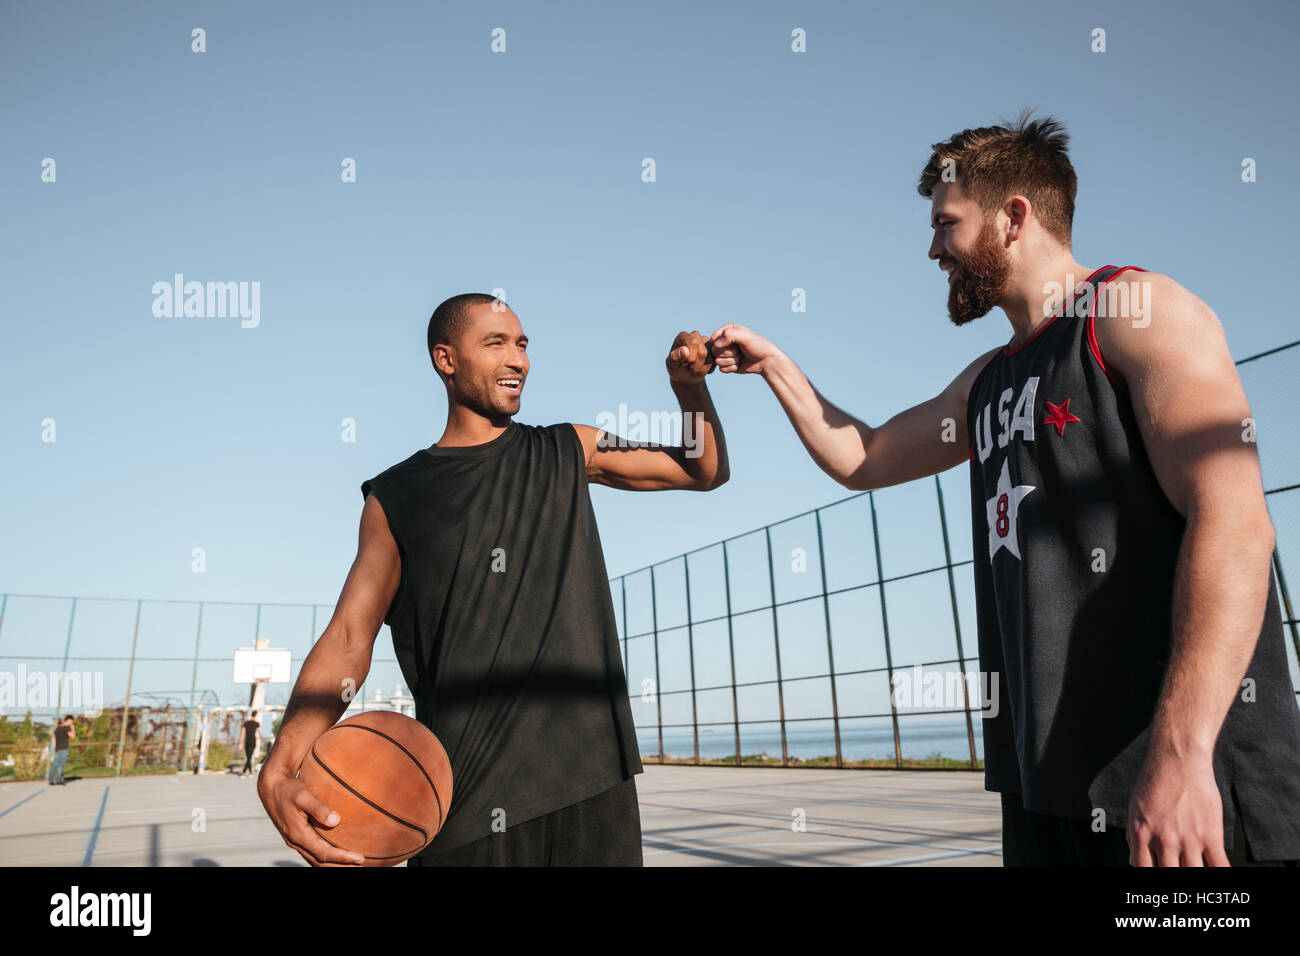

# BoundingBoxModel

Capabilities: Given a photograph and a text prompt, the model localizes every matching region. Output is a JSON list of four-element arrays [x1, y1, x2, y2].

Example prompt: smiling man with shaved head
[[258, 292, 728, 867]]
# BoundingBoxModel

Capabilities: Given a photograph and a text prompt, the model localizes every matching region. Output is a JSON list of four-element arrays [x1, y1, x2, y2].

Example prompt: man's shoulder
[[1090, 268, 1222, 389], [375, 450, 430, 476], [362, 451, 430, 492]]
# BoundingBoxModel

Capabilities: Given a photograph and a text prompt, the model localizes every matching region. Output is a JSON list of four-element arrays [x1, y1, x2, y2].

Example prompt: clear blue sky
[[3, 0, 1299, 717]]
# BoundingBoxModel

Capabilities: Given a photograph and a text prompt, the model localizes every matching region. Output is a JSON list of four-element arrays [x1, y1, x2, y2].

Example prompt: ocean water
[[636, 714, 986, 763]]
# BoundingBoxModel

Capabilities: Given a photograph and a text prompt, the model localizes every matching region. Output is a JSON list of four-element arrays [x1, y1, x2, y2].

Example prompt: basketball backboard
[[233, 647, 292, 684]]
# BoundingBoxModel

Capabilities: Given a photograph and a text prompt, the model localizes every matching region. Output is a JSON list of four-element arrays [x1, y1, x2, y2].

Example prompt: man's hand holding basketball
[[666, 330, 716, 384], [258, 767, 366, 867], [709, 323, 783, 376]]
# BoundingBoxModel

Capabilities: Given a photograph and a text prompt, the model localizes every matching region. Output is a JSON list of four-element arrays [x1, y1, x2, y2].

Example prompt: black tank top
[[966, 265, 1300, 858], [361, 421, 643, 856]]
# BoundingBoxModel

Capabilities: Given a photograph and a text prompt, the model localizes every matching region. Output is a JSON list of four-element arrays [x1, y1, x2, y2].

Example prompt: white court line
[[11, 803, 257, 822], [79, 835, 292, 861], [644, 840, 865, 858], [644, 818, 1000, 841], [642, 833, 997, 858], [854, 847, 1004, 866]]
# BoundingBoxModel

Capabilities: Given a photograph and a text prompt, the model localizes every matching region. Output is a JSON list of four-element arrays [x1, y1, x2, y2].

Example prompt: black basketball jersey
[[966, 264, 1300, 859], [361, 421, 643, 857]]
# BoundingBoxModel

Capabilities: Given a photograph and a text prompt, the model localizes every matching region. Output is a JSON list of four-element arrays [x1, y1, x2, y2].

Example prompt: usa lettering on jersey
[[973, 376, 1041, 561]]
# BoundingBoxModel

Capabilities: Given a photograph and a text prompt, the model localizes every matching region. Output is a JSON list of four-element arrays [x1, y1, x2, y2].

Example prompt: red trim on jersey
[[1003, 265, 1110, 356], [1086, 266, 1148, 396]]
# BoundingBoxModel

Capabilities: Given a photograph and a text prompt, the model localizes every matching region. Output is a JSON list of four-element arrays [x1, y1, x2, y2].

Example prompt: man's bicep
[[571, 422, 696, 490], [334, 493, 402, 647], [592, 443, 696, 490], [849, 393, 967, 490], [1102, 280, 1267, 523], [848, 348, 996, 490]]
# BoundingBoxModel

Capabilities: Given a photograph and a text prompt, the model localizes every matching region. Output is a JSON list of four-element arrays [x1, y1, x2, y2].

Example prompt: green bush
[[82, 711, 112, 767], [205, 741, 236, 772], [11, 749, 48, 781], [6, 712, 48, 780]]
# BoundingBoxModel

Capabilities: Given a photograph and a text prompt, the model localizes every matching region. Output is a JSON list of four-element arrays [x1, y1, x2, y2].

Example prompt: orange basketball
[[297, 710, 452, 866]]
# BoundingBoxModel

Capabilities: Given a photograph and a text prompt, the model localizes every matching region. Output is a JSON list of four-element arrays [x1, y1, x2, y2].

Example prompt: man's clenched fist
[[667, 330, 716, 383], [709, 323, 781, 375]]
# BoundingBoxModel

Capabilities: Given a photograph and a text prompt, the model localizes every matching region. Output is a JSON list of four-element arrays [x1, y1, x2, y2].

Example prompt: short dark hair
[[251, 710, 258, 717], [917, 109, 1077, 246], [63, 714, 73, 722], [427, 293, 506, 375]]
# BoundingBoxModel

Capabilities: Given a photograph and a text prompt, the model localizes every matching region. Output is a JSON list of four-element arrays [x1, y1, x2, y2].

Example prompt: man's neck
[[432, 406, 513, 449], [1001, 257, 1093, 349]]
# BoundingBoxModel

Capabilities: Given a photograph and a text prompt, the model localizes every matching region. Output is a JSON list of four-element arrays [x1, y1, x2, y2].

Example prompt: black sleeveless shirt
[[966, 265, 1300, 859], [361, 421, 643, 856]]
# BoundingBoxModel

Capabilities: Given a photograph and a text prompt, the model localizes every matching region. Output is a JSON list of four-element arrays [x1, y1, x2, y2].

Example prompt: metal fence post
[[814, 510, 844, 768], [649, 567, 663, 760], [684, 555, 700, 765], [1272, 549, 1300, 665], [722, 543, 740, 765], [936, 476, 979, 769], [764, 527, 789, 766], [53, 599, 77, 757], [115, 599, 142, 776], [180, 602, 204, 771], [620, 579, 629, 689], [868, 492, 903, 767], [250, 603, 262, 708]]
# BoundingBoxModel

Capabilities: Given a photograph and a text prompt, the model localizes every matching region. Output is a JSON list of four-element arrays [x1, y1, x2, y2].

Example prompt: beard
[[945, 220, 1011, 326], [462, 375, 520, 421]]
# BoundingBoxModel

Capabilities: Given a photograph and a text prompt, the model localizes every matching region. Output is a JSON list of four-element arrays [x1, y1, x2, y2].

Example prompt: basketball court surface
[[0, 764, 1001, 866]]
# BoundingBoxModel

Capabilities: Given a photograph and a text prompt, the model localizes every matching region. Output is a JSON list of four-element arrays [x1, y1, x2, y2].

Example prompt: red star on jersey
[[1043, 398, 1081, 436]]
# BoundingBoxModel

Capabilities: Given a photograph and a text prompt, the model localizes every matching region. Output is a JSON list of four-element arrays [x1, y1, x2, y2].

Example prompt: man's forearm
[[261, 626, 374, 777], [760, 350, 874, 485], [672, 379, 728, 487], [1147, 513, 1276, 759]]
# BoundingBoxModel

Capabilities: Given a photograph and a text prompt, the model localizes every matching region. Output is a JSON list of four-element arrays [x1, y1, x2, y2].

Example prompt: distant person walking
[[238, 711, 261, 776], [48, 715, 74, 786]]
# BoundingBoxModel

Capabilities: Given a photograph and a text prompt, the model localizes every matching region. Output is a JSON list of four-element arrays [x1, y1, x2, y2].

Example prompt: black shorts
[[408, 777, 643, 867], [1000, 790, 1298, 866]]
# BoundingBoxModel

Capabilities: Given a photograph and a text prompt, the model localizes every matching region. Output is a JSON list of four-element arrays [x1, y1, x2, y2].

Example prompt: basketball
[[297, 711, 453, 866]]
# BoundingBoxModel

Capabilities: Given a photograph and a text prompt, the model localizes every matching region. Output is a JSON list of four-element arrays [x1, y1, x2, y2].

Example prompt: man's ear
[[1003, 195, 1031, 240], [431, 344, 455, 379]]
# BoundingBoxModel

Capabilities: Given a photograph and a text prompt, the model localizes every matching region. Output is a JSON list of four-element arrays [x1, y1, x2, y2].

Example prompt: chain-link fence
[[611, 339, 1300, 768], [0, 598, 410, 779]]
